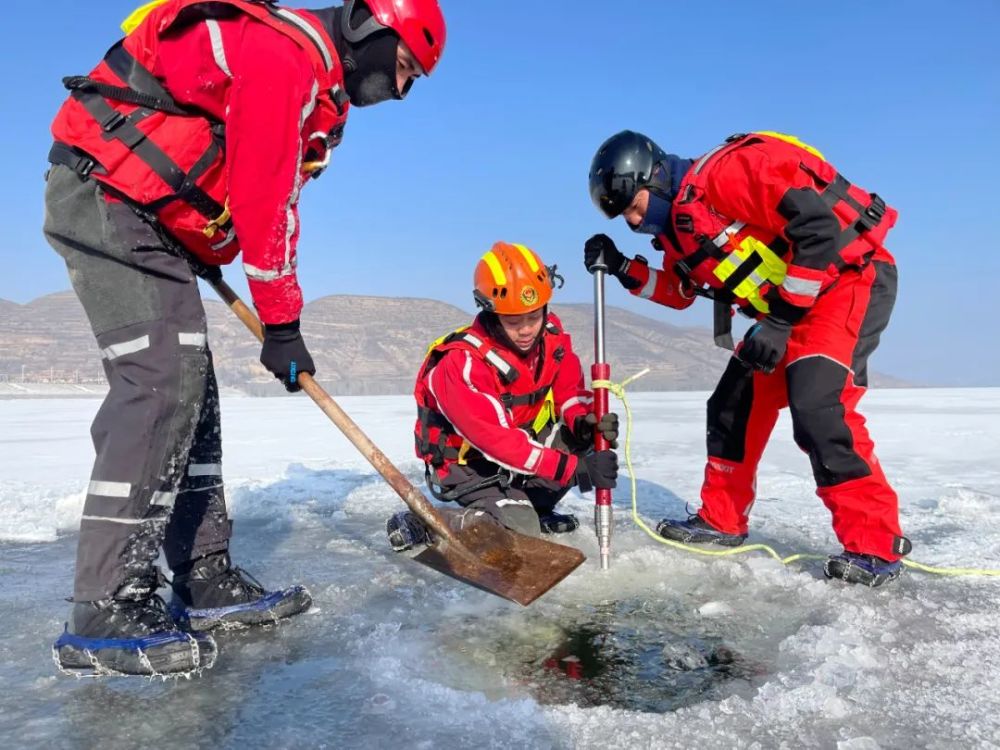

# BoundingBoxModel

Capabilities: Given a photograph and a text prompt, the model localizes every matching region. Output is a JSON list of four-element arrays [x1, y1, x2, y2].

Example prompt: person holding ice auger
[[387, 242, 620, 552], [42, 0, 446, 676], [584, 130, 910, 587]]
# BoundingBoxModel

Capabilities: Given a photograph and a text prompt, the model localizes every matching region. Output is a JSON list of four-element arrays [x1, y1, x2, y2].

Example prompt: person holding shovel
[[387, 242, 620, 552], [584, 130, 909, 588], [42, 0, 446, 676]]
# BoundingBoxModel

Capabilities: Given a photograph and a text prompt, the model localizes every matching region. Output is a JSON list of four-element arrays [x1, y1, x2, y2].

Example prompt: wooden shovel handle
[[209, 276, 457, 544]]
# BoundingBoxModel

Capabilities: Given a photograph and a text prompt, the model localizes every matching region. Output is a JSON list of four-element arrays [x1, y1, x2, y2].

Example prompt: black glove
[[738, 317, 792, 374], [584, 234, 642, 290], [584, 233, 629, 275], [260, 319, 315, 392], [574, 449, 618, 492], [573, 413, 620, 449]]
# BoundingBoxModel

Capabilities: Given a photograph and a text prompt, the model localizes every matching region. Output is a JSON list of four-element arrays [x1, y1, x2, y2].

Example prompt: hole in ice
[[436, 598, 762, 714]]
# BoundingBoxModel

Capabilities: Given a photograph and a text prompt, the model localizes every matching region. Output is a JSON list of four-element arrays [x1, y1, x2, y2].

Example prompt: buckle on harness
[[202, 200, 231, 239], [328, 124, 345, 148], [331, 85, 350, 114], [100, 111, 127, 133], [48, 142, 98, 178], [303, 132, 334, 179], [857, 193, 886, 232]]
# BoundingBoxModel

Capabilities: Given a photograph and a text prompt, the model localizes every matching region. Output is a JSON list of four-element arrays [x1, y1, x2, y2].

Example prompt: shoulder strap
[[423, 328, 520, 385]]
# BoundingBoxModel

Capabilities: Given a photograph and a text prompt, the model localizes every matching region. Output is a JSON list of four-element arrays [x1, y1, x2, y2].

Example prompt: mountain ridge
[[0, 291, 912, 394]]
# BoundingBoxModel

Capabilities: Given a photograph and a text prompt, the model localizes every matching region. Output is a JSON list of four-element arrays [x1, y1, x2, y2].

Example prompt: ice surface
[[1, 389, 999, 748]]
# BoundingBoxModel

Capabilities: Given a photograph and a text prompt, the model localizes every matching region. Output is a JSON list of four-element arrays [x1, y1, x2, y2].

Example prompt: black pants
[[43, 166, 231, 601], [430, 425, 580, 538]]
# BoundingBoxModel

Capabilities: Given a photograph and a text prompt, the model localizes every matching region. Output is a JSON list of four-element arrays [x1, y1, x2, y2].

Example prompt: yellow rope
[[591, 374, 1000, 577]]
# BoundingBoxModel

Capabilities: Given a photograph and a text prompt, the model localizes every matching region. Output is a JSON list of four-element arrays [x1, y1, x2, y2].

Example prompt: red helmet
[[342, 0, 447, 75]]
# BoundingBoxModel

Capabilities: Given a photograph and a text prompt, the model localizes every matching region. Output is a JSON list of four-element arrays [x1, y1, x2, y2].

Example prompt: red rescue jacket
[[622, 132, 897, 344], [414, 313, 592, 485], [49, 0, 349, 324]]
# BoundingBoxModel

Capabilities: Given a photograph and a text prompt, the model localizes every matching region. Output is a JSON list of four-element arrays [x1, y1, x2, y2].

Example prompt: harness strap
[[70, 88, 226, 221], [415, 406, 469, 466], [105, 42, 187, 109], [713, 300, 735, 351], [446, 331, 520, 385], [48, 142, 102, 177], [675, 235, 726, 279], [416, 324, 564, 466], [500, 385, 551, 408], [424, 465, 509, 503], [62, 76, 190, 117], [675, 136, 889, 352], [721, 249, 765, 291], [63, 41, 192, 116], [60, 39, 228, 221], [821, 174, 887, 252]]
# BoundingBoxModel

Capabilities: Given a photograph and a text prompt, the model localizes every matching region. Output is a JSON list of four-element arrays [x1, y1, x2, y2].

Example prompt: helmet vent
[[423, 28, 435, 46], [499, 288, 508, 299]]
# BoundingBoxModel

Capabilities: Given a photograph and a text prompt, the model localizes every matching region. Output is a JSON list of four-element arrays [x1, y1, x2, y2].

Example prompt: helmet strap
[[333, 1, 403, 106]]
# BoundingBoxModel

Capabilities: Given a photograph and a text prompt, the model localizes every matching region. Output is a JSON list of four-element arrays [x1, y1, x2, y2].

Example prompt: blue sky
[[2, 1, 998, 385]]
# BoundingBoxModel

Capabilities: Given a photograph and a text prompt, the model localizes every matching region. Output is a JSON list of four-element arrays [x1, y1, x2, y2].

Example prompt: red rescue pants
[[698, 262, 906, 561]]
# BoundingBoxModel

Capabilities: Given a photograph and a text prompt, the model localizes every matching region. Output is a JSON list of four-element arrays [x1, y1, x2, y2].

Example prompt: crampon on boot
[[824, 552, 902, 588], [538, 511, 579, 534], [170, 552, 312, 631], [656, 514, 747, 547], [53, 569, 216, 678], [386, 510, 432, 553]]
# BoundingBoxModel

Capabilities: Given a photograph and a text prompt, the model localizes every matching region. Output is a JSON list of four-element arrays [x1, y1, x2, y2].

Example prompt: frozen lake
[[1, 389, 999, 749]]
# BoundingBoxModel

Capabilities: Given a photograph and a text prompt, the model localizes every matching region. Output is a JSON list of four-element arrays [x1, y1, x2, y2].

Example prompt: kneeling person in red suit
[[387, 242, 619, 551]]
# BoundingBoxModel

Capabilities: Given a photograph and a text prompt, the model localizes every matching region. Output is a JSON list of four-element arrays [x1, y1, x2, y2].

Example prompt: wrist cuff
[[765, 293, 806, 326], [619, 258, 644, 291], [264, 319, 301, 334]]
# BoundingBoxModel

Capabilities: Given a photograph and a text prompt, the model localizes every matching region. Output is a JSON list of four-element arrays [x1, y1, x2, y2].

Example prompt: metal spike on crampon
[[52, 631, 217, 679]]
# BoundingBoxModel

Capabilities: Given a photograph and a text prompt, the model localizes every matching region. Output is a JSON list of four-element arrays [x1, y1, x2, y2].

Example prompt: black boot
[[656, 514, 747, 547], [54, 568, 217, 677], [538, 511, 579, 534], [386, 510, 432, 552], [170, 552, 312, 631], [824, 552, 903, 588]]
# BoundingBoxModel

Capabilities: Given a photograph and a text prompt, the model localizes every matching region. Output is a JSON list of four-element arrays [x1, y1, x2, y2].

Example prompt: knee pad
[[787, 358, 870, 487]]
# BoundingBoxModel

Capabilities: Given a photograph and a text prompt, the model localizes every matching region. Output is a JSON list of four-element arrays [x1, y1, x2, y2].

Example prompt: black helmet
[[588, 130, 668, 218]]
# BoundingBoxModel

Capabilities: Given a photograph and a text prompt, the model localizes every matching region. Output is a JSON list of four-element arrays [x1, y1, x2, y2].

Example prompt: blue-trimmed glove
[[738, 317, 792, 374], [260, 319, 315, 392]]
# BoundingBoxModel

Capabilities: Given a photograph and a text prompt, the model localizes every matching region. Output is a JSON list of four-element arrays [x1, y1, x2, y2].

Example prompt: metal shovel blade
[[413, 521, 586, 606]]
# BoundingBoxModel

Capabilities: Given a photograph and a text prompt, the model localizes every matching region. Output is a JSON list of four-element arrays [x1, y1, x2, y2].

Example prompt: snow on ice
[[1, 389, 999, 749]]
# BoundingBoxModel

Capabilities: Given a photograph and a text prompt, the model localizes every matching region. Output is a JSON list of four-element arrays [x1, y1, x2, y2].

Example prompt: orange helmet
[[474, 242, 554, 315]]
